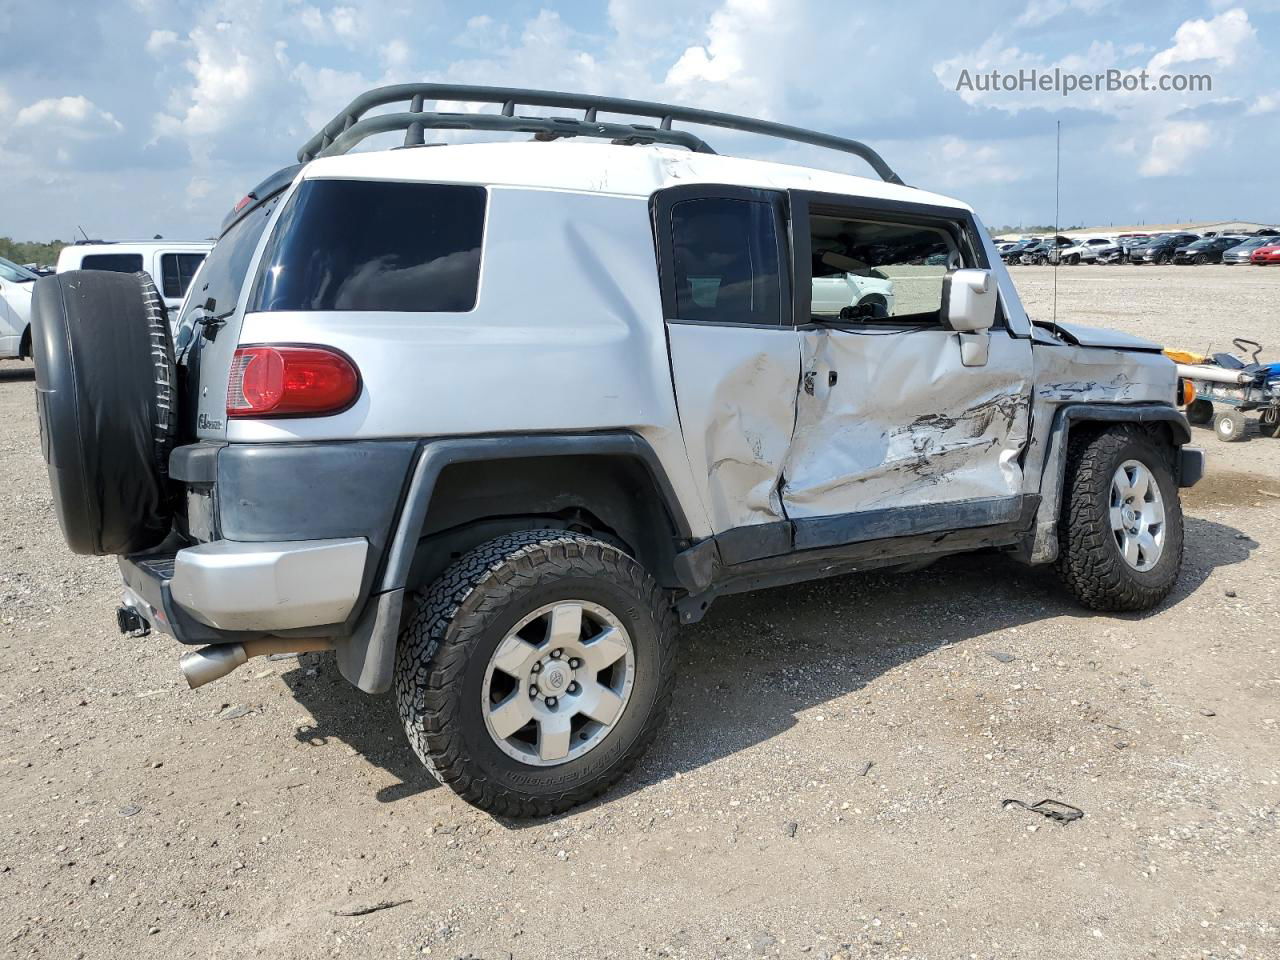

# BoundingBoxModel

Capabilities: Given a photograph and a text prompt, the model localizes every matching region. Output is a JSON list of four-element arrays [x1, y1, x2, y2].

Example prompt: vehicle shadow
[[0, 363, 35, 382], [278, 515, 1254, 814], [280, 657, 441, 802]]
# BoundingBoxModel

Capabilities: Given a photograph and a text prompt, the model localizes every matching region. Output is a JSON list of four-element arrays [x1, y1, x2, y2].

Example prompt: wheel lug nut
[[546, 697, 558, 709], [568, 658, 581, 669], [568, 682, 579, 694], [529, 687, 538, 698], [550, 649, 562, 659], [531, 662, 542, 673]]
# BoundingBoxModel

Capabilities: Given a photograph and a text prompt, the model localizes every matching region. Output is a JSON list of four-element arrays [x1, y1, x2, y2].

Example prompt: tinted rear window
[[249, 180, 486, 313], [80, 253, 143, 273], [177, 195, 279, 340], [669, 197, 781, 326], [161, 252, 206, 299]]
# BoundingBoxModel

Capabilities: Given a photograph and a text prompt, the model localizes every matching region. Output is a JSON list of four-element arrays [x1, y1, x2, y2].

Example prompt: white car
[[56, 241, 213, 321], [0, 255, 38, 359], [810, 253, 897, 318], [1061, 237, 1117, 265]]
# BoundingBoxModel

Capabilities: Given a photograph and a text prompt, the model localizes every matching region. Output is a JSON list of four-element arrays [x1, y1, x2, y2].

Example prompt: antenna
[[77, 225, 89, 242], [1052, 120, 1061, 326]]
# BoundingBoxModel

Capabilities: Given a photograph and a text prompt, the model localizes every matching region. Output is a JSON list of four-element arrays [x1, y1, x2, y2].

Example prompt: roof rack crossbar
[[297, 84, 905, 185]]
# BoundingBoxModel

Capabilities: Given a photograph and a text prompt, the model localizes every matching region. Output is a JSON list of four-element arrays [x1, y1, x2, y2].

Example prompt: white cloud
[[1138, 120, 1209, 176], [1148, 8, 1256, 73], [15, 95, 123, 137], [1246, 90, 1279, 115], [145, 28, 179, 55], [664, 0, 794, 116], [382, 37, 410, 70], [1016, 0, 1111, 29]]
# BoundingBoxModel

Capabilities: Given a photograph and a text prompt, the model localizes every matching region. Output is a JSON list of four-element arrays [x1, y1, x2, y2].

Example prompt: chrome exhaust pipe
[[179, 638, 335, 689]]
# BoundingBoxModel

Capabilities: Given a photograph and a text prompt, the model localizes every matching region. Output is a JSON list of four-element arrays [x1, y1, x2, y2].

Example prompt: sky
[[1, 0, 1278, 241]]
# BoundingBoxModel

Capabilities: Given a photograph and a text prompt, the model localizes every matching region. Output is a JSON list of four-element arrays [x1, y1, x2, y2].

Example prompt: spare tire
[[31, 270, 177, 555]]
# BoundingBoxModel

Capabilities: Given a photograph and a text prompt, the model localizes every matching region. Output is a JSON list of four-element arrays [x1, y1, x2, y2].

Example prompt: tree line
[[0, 238, 66, 268]]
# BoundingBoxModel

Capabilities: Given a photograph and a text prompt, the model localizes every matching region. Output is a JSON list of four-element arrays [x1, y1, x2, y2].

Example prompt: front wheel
[[1057, 425, 1184, 611], [395, 530, 677, 816]]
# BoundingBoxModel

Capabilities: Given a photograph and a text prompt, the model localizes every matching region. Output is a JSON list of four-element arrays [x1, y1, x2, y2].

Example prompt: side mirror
[[942, 268, 996, 332]]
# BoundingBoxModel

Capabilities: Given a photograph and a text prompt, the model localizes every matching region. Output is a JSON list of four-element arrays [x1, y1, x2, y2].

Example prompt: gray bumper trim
[[170, 538, 368, 632]]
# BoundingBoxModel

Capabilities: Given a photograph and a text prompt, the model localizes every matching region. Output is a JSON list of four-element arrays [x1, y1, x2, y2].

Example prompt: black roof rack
[[297, 84, 905, 186]]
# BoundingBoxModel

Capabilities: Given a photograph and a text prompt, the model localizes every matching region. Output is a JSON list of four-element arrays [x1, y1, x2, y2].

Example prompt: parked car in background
[[1061, 237, 1117, 264], [1173, 236, 1249, 265], [1, 255, 38, 360], [1000, 239, 1037, 264], [1019, 236, 1072, 265], [56, 241, 213, 321], [1131, 233, 1200, 264], [1223, 236, 1280, 264], [1251, 243, 1280, 265]]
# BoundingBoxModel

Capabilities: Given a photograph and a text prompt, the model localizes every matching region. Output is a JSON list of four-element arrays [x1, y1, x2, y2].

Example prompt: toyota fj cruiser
[[31, 85, 1203, 816]]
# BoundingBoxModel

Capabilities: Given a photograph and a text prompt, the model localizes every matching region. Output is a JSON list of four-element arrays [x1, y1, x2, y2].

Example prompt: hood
[[1032, 319, 1164, 353]]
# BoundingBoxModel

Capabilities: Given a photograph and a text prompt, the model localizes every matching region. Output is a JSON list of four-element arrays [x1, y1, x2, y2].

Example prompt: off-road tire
[[1056, 425, 1184, 611], [1213, 410, 1247, 442], [1185, 398, 1213, 425], [395, 530, 678, 817], [31, 270, 176, 555]]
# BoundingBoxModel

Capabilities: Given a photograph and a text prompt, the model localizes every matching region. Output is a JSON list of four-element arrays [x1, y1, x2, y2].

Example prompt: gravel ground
[[2, 264, 1278, 960]]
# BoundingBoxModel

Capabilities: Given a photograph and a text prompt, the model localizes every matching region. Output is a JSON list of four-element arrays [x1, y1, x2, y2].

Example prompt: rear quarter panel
[[227, 185, 713, 537]]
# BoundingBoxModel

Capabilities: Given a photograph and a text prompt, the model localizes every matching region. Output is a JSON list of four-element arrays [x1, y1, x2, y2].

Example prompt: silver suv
[[30, 85, 1203, 816]]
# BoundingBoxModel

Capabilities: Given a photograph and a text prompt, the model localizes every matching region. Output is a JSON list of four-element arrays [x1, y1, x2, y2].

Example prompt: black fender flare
[[1027, 402, 1193, 564], [335, 432, 693, 693]]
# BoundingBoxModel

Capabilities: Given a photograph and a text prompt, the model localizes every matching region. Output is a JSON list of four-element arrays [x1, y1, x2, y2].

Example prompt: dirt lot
[[2, 265, 1278, 960]]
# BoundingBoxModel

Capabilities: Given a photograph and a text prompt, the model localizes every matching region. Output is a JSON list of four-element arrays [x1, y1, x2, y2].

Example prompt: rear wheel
[[1057, 425, 1184, 611], [1185, 398, 1213, 425], [395, 530, 677, 816], [1213, 410, 1247, 442]]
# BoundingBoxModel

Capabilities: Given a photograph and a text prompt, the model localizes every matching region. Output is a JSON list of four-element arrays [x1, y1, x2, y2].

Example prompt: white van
[[56, 241, 213, 321]]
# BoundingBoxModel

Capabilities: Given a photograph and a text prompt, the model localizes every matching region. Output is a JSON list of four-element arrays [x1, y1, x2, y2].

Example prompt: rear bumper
[[120, 537, 368, 639]]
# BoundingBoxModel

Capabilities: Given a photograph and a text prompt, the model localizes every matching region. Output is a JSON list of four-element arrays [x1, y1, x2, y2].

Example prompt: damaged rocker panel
[[674, 494, 1040, 623], [673, 493, 1040, 614]]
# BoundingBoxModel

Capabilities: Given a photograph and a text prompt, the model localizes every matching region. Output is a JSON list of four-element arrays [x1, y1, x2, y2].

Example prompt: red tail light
[[226, 346, 360, 417]]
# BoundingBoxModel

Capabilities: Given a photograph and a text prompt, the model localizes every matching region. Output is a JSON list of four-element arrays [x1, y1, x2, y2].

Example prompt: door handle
[[828, 371, 838, 388]]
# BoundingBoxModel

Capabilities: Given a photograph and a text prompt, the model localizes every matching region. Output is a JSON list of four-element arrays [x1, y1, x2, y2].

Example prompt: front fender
[[1025, 402, 1195, 564]]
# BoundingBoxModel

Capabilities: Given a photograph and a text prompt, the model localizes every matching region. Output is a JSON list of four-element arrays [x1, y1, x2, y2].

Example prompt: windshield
[[0, 255, 39, 283]]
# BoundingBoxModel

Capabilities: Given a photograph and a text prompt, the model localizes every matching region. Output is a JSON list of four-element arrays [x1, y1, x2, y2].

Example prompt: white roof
[[302, 140, 970, 211], [63, 241, 213, 253]]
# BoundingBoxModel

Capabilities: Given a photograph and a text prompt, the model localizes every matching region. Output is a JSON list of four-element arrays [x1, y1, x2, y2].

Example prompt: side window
[[160, 253, 207, 300], [250, 180, 486, 313], [808, 213, 961, 323], [669, 198, 782, 325], [80, 253, 144, 274]]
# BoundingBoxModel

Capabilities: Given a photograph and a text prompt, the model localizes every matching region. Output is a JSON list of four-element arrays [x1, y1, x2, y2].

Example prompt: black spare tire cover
[[31, 270, 177, 555]]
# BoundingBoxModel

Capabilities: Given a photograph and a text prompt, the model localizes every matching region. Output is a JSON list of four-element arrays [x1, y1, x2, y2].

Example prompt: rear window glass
[[161, 253, 206, 299], [80, 253, 143, 273], [669, 198, 782, 325], [177, 195, 279, 342], [249, 180, 486, 313]]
